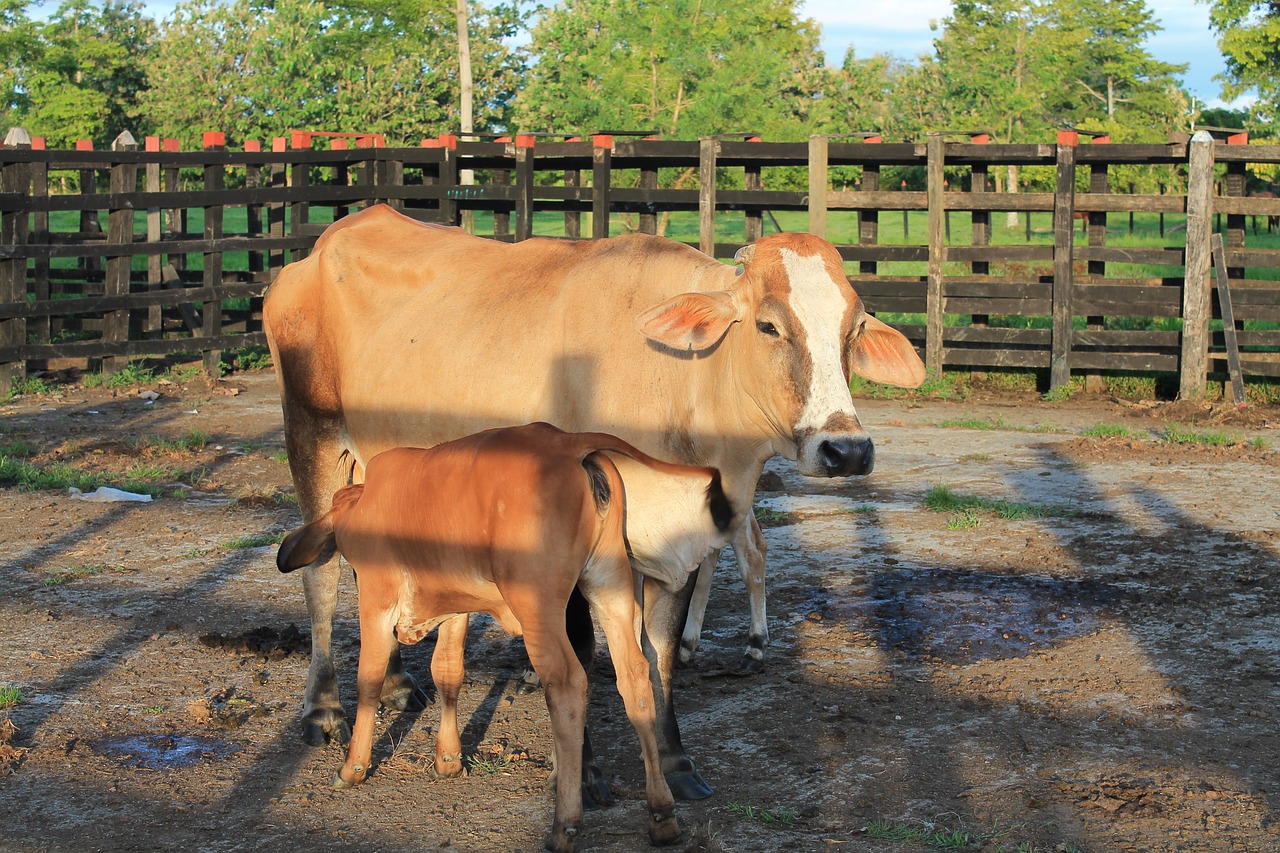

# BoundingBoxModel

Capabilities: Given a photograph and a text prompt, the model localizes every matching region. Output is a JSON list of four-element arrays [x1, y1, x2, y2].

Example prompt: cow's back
[[269, 205, 737, 465]]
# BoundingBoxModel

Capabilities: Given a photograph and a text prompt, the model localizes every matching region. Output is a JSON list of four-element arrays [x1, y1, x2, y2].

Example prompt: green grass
[[0, 440, 38, 458], [222, 531, 287, 550], [1162, 424, 1237, 446], [133, 429, 211, 454], [923, 484, 1075, 524], [753, 504, 788, 524], [104, 360, 157, 389], [467, 753, 513, 774], [1081, 423, 1144, 439], [0, 686, 23, 708], [725, 801, 799, 827], [42, 564, 127, 587], [0, 455, 188, 496], [7, 376, 50, 399], [938, 415, 1063, 433]]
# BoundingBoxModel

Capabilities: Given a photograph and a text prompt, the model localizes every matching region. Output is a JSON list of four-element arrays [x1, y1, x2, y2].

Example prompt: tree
[[138, 0, 521, 148], [4, 0, 155, 146], [0, 0, 40, 130], [515, 0, 826, 139], [1206, 0, 1280, 130]]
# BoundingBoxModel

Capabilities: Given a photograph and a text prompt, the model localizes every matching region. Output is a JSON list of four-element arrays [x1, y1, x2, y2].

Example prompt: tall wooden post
[[744, 135, 763, 243], [105, 131, 138, 377], [202, 132, 226, 378], [591, 135, 612, 240], [1085, 136, 1110, 392], [808, 134, 828, 238], [1050, 135, 1077, 390], [1181, 130, 1215, 400], [925, 132, 945, 376], [514, 135, 535, 242], [699, 137, 718, 257], [0, 128, 32, 387]]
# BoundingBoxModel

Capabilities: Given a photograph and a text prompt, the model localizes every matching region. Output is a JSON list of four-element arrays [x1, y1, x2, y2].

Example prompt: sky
[[130, 0, 1244, 111], [804, 0, 1245, 109]]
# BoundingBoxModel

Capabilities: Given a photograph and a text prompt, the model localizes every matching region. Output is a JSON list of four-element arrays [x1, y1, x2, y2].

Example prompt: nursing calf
[[275, 423, 732, 853]]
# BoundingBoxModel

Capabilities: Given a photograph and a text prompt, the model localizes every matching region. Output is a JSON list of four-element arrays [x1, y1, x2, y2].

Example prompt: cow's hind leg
[[566, 586, 614, 810], [644, 575, 714, 801], [333, 602, 396, 788], [585, 575, 681, 845], [287, 417, 427, 745], [430, 614, 468, 779], [734, 517, 769, 672]]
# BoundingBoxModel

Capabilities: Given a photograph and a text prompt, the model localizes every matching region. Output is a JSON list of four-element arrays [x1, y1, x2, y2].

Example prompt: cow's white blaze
[[780, 248, 860, 435]]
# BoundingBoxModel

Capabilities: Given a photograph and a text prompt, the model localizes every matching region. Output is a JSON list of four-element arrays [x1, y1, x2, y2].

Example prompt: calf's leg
[[333, 603, 397, 788], [430, 614, 469, 779], [523, 625, 588, 853], [585, 577, 681, 846], [565, 587, 614, 809]]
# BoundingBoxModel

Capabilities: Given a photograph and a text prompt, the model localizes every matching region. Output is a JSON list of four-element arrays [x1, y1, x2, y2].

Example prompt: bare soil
[[2, 371, 1279, 852]]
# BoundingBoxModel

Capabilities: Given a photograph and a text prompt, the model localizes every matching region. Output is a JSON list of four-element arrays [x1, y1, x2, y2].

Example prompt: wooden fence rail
[[3, 127, 1280, 398]]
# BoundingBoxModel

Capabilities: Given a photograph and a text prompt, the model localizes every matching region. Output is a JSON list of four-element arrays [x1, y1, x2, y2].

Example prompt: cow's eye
[[757, 321, 779, 337]]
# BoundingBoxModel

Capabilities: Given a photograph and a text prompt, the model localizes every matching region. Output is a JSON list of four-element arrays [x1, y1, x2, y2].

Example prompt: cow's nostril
[[819, 438, 874, 476]]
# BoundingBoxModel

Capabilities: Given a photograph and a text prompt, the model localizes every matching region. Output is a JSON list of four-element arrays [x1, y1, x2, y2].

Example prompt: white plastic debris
[[138, 390, 160, 402], [68, 486, 153, 503]]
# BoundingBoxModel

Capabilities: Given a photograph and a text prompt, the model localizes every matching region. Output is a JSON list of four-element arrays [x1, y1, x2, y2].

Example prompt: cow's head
[[636, 233, 925, 477]]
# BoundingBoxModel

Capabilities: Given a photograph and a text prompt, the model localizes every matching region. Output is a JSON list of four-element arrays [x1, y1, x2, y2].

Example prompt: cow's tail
[[276, 484, 364, 573], [581, 451, 621, 514]]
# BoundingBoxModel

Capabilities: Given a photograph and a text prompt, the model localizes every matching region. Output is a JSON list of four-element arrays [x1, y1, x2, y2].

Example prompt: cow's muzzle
[[798, 432, 875, 477]]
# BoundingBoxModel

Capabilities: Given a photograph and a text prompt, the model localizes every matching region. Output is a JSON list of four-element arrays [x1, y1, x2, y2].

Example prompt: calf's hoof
[[380, 676, 431, 712], [430, 752, 466, 781], [301, 707, 351, 747], [582, 764, 615, 810], [543, 823, 578, 853], [331, 764, 367, 790], [648, 811, 682, 846], [736, 652, 765, 675], [665, 768, 714, 801]]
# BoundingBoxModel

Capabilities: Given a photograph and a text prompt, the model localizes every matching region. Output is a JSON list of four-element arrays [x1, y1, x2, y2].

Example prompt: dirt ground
[[2, 369, 1279, 853]]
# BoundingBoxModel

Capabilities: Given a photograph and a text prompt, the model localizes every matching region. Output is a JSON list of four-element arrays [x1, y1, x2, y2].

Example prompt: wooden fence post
[[29, 134, 50, 352], [592, 134, 612, 240], [699, 137, 718, 256], [744, 135, 763, 243], [564, 139, 582, 239], [0, 127, 32, 387], [1050, 136, 1077, 390], [860, 137, 881, 275], [808, 134, 828, 238], [514, 135, 535, 242], [1181, 130, 1215, 400], [925, 132, 945, 376], [1084, 136, 1109, 392], [104, 131, 138, 377], [144, 137, 164, 339], [202, 132, 226, 378]]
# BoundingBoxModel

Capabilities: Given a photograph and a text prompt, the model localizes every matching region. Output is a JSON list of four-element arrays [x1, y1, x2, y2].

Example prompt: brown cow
[[263, 204, 925, 800], [276, 423, 733, 853]]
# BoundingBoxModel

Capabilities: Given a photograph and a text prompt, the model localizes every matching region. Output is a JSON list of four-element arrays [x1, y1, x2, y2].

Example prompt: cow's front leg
[[643, 575, 713, 801], [735, 518, 769, 672], [301, 556, 349, 745]]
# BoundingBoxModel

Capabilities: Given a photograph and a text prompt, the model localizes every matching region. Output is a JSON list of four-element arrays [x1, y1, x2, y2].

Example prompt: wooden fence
[[3, 127, 1280, 398]]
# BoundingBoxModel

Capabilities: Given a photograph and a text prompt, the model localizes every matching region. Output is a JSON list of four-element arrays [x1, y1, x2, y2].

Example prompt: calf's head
[[637, 233, 925, 477]]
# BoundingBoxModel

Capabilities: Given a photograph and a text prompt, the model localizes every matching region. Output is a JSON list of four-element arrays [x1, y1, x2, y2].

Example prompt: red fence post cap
[[1057, 130, 1079, 146], [592, 134, 613, 149]]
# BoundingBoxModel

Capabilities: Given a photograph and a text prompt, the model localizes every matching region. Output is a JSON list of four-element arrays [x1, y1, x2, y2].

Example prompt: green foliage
[[923, 483, 1075, 523], [1207, 0, 1280, 131], [105, 360, 156, 388], [7, 375, 50, 398], [138, 0, 523, 147], [725, 801, 799, 827], [1161, 424, 1237, 446], [0, 685, 22, 709], [1081, 423, 1143, 438]]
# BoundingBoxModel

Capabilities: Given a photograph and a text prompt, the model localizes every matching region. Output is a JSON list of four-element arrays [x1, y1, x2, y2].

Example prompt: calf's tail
[[276, 484, 364, 573]]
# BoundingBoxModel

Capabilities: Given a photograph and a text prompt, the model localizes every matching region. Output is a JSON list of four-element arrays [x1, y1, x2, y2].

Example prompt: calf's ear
[[636, 291, 739, 352], [849, 315, 927, 388]]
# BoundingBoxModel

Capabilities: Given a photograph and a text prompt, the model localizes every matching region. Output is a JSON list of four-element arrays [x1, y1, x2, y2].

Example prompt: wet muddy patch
[[91, 733, 239, 770], [807, 569, 1118, 664]]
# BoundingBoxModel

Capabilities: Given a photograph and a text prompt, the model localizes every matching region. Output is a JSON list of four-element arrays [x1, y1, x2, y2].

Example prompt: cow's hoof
[[429, 753, 466, 781], [544, 823, 579, 853], [677, 639, 697, 665], [331, 765, 365, 790], [736, 652, 765, 675], [582, 767, 615, 810], [648, 811, 682, 846], [380, 678, 431, 712], [516, 668, 542, 695], [301, 707, 351, 746], [665, 769, 714, 801]]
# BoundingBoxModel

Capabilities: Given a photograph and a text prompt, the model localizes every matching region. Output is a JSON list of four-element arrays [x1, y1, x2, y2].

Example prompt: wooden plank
[[808, 135, 828, 238], [202, 145, 225, 377], [0, 331, 267, 363], [700, 138, 717, 256], [0, 137, 30, 385], [104, 132, 137, 376], [925, 133, 945, 375], [1050, 141, 1076, 389], [1211, 232, 1247, 405], [592, 139, 611, 239], [1181, 131, 1215, 399]]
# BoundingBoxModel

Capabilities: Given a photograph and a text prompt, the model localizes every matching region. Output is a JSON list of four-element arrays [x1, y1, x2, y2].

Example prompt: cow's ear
[[637, 291, 739, 352], [849, 315, 927, 388]]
